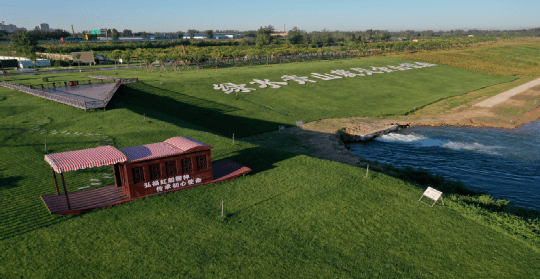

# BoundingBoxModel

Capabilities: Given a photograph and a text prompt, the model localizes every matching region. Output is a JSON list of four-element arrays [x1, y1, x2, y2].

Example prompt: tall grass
[[398, 41, 540, 76]]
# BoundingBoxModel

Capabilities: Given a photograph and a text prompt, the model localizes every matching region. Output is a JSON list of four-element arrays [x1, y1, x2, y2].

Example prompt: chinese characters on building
[[144, 174, 203, 193]]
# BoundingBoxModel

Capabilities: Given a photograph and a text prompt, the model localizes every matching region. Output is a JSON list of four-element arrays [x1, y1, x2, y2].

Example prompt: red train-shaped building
[[42, 137, 250, 215]]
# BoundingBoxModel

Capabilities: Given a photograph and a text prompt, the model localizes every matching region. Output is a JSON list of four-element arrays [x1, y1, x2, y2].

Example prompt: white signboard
[[419, 187, 444, 207]]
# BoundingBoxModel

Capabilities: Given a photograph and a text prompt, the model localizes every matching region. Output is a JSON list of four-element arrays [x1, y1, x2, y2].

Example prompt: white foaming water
[[442, 141, 504, 156], [375, 133, 426, 142], [376, 133, 505, 156]]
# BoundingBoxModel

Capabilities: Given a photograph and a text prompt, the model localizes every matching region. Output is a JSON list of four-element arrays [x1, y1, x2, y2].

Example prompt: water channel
[[347, 121, 540, 210]]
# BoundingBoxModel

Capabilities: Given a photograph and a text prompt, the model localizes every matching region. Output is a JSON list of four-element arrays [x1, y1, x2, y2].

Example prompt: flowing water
[[347, 121, 540, 210]]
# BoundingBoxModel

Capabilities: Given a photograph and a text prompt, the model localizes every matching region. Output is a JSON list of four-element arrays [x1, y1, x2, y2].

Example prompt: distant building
[[213, 33, 242, 39], [182, 33, 206, 40], [182, 33, 241, 40], [270, 32, 288, 37], [0, 21, 27, 33], [34, 23, 53, 32]]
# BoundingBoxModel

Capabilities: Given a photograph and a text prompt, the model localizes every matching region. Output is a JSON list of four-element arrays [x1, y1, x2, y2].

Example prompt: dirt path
[[474, 77, 540, 107], [242, 78, 540, 169]]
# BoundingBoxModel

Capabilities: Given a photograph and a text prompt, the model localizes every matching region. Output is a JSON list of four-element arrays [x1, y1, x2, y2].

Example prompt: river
[[347, 121, 540, 210]]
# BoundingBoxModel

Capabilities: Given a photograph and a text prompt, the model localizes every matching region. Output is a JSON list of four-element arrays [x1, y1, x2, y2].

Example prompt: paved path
[[474, 77, 540, 107]]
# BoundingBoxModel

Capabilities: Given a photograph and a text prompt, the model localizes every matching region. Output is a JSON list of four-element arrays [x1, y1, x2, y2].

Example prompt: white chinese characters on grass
[[371, 66, 396, 73], [350, 68, 383, 75], [212, 62, 437, 91], [250, 79, 288, 88], [388, 64, 413, 71], [311, 73, 343, 80], [330, 70, 360, 77], [214, 83, 256, 94], [281, 75, 317, 84], [414, 62, 437, 67]]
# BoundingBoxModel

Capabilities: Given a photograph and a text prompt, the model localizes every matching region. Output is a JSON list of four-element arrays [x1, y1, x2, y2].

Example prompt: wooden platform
[[41, 159, 251, 215], [41, 185, 130, 215]]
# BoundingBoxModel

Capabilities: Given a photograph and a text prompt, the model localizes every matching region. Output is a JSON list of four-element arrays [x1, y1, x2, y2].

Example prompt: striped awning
[[119, 142, 184, 162], [45, 145, 128, 173], [164, 137, 210, 152], [44, 137, 214, 173]]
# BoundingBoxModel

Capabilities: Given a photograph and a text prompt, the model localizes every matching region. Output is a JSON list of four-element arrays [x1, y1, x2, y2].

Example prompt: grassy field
[[1, 57, 539, 278], [398, 40, 540, 77], [5, 57, 512, 137]]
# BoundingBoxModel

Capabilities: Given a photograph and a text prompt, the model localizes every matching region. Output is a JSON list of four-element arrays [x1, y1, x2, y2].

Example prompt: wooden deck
[[41, 185, 130, 215], [41, 159, 251, 215]]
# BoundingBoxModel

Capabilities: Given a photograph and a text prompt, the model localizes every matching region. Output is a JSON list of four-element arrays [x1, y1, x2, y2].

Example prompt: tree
[[111, 29, 119, 40], [288, 27, 304, 44], [10, 31, 39, 59], [176, 31, 184, 40], [74, 53, 82, 69], [121, 49, 133, 69], [109, 50, 122, 69], [156, 52, 169, 72], [141, 32, 148, 39], [169, 52, 181, 73], [256, 25, 274, 46], [188, 29, 197, 40], [122, 29, 133, 37], [365, 29, 373, 41], [0, 30, 9, 41], [205, 30, 214, 39], [321, 29, 334, 45]]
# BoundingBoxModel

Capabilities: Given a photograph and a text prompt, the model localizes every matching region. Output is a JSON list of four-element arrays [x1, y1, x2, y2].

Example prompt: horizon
[[1, 1, 539, 33]]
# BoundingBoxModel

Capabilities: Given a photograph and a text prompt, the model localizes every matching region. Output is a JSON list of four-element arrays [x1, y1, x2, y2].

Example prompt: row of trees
[[0, 29, 72, 42], [98, 36, 508, 73]]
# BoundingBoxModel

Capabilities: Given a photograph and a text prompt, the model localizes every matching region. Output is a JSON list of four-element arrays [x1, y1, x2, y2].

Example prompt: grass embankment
[[5, 57, 512, 137], [1, 57, 538, 277], [397, 40, 540, 77]]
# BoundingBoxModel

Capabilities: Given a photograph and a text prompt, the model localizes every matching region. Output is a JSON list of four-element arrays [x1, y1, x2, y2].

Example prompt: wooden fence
[[0, 79, 134, 110], [0, 81, 87, 109]]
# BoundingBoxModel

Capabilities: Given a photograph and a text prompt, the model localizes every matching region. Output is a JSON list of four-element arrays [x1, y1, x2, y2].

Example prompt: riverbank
[[242, 76, 540, 172]]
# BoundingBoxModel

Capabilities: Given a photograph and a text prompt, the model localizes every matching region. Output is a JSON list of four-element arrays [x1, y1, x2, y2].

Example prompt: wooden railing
[[86, 75, 138, 84], [30, 79, 117, 89], [0, 81, 87, 109], [0, 80, 129, 110]]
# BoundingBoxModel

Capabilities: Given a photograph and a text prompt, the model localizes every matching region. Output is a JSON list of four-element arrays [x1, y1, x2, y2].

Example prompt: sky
[[1, 0, 539, 33]]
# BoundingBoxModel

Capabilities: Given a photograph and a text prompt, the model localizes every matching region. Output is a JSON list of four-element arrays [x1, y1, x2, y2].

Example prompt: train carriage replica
[[42, 137, 251, 215]]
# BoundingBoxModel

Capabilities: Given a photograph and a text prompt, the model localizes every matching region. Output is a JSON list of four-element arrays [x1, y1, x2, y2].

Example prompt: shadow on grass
[[225, 186, 299, 219], [109, 83, 290, 138], [0, 171, 23, 191]]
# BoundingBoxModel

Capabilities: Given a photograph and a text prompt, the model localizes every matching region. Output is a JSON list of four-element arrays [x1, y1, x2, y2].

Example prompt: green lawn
[[0, 57, 538, 278], [4, 57, 512, 137]]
